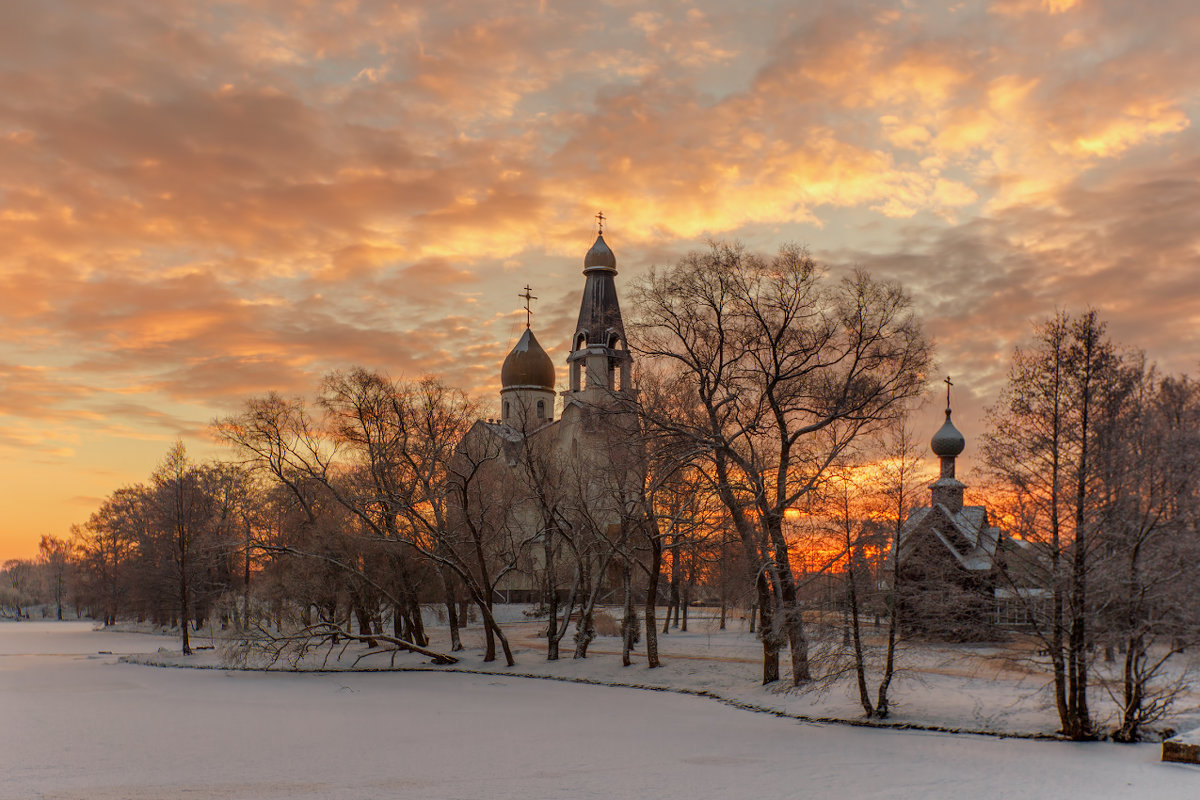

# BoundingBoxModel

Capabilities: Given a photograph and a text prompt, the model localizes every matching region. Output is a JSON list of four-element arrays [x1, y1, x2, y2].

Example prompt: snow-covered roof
[[479, 420, 527, 443], [898, 503, 1001, 573]]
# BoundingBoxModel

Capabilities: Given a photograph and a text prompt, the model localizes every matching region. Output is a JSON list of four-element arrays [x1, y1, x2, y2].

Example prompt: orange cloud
[[0, 0, 1197, 559]]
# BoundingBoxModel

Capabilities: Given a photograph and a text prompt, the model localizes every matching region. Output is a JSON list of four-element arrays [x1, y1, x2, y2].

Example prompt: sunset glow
[[2, 0, 1199, 559]]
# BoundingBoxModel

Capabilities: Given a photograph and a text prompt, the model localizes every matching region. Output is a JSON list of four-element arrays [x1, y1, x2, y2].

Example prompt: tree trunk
[[438, 567, 462, 653], [482, 605, 497, 663], [242, 520, 251, 631], [573, 557, 601, 659], [847, 563, 872, 717], [544, 528, 559, 661], [621, 565, 635, 666], [179, 531, 192, 656], [680, 564, 690, 633], [475, 600, 514, 666], [766, 513, 810, 684], [664, 539, 679, 634], [876, 536, 902, 718], [354, 600, 377, 648], [757, 572, 779, 684], [644, 534, 662, 668]]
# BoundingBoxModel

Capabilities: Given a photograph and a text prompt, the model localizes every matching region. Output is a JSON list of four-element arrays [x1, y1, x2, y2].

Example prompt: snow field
[[2, 621, 1199, 799]]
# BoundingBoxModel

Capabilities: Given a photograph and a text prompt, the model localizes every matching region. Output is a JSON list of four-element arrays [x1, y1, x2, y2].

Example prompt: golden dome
[[501, 328, 556, 390]]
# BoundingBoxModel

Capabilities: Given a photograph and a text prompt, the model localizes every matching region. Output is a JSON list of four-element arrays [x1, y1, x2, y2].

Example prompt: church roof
[[898, 504, 1001, 573], [574, 234, 626, 347], [931, 408, 966, 457], [501, 328, 556, 390], [583, 233, 617, 272]]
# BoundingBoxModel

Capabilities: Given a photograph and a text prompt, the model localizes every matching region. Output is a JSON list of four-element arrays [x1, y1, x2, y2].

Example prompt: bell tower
[[565, 214, 632, 403]]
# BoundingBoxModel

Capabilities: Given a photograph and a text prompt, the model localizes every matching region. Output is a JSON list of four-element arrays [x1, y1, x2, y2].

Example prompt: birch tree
[[982, 310, 1122, 740], [1093, 369, 1200, 741]]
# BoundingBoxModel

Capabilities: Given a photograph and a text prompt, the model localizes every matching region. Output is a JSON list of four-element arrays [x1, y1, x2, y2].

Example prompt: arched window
[[537, 399, 546, 418], [576, 332, 588, 351]]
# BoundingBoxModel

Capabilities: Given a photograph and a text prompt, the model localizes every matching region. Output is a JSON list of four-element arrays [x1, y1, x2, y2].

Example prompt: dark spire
[[575, 233, 623, 343], [929, 376, 966, 511], [567, 223, 632, 397]]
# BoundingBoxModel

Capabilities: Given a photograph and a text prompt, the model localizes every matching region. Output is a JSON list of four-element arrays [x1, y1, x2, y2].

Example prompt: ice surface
[[2, 621, 1198, 799]]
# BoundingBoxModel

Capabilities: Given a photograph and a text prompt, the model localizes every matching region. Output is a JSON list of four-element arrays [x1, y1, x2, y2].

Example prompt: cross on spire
[[595, 210, 606, 234], [519, 285, 537, 329], [944, 375, 954, 411]]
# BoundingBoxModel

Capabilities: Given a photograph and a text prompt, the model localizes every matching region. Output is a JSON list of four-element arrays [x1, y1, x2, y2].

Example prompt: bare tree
[[631, 242, 931, 685], [871, 418, 927, 718], [806, 415, 927, 719], [38, 535, 73, 620], [1092, 368, 1200, 740], [149, 442, 238, 655], [72, 487, 141, 625], [982, 310, 1123, 739], [217, 387, 444, 660], [1, 558, 39, 618]]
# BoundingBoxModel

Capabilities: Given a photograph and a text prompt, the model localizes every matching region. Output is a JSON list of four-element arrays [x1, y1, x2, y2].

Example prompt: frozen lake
[[1, 621, 1196, 799]]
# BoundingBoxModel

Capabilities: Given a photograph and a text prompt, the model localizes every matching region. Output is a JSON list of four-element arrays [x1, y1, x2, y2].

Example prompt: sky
[[2, 0, 1199, 560]]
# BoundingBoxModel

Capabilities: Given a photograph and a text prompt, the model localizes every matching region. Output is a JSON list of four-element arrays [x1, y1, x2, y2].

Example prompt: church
[[454, 224, 641, 603], [893, 389, 1005, 639]]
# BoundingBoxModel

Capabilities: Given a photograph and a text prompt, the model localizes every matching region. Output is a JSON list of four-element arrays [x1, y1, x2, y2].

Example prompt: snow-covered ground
[[2, 620, 1199, 799], [125, 606, 1200, 739]]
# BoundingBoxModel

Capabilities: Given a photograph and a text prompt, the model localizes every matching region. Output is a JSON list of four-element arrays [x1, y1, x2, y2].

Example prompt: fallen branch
[[226, 619, 458, 668], [307, 622, 459, 665]]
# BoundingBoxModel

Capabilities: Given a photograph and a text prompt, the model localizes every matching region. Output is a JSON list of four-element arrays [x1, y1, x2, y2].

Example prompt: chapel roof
[[931, 408, 966, 457]]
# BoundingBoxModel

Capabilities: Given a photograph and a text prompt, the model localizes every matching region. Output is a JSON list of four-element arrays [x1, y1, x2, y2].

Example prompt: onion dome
[[583, 234, 617, 272], [931, 409, 966, 457], [501, 328, 556, 390]]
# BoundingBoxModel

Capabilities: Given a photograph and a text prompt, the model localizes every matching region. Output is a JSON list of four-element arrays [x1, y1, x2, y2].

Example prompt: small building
[[895, 397, 1003, 640]]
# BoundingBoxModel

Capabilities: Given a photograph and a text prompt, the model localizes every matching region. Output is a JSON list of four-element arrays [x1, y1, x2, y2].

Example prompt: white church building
[[454, 226, 641, 602]]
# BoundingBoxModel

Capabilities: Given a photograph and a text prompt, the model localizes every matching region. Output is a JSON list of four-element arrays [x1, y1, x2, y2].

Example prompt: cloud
[[830, 150, 1200, 433], [0, 0, 1197, 556]]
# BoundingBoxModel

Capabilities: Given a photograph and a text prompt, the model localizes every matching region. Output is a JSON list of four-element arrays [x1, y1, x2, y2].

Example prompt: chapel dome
[[931, 409, 966, 457], [583, 234, 617, 271], [501, 328, 556, 390]]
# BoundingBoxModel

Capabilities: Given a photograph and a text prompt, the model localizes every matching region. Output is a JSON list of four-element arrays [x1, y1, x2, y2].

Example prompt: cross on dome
[[519, 285, 537, 329]]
